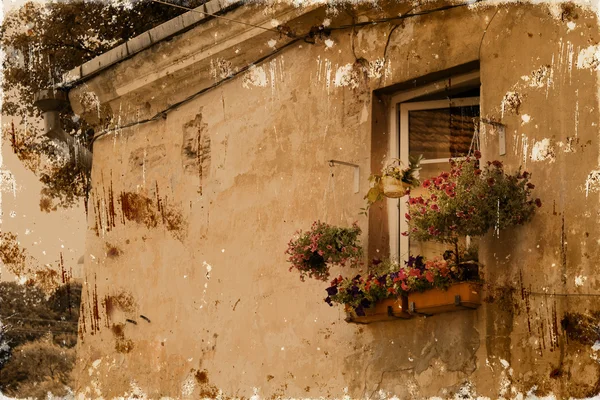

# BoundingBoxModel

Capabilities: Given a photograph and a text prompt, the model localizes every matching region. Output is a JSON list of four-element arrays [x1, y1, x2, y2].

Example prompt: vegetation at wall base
[[0, 282, 81, 398]]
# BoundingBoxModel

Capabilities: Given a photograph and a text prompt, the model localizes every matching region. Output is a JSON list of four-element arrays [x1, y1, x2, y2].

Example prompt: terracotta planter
[[381, 176, 410, 198], [408, 282, 482, 316], [345, 297, 410, 324]]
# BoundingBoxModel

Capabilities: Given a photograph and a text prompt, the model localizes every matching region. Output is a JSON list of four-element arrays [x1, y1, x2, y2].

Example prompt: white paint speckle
[[267, 39, 277, 49], [333, 64, 357, 88], [242, 65, 268, 89], [585, 169, 600, 197], [577, 45, 600, 70], [575, 275, 587, 287], [324, 38, 335, 48], [521, 114, 531, 124], [567, 21, 576, 32], [530, 138, 555, 163]]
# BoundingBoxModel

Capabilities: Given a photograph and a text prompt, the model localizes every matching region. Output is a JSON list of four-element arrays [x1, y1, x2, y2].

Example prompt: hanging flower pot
[[362, 156, 422, 213], [381, 176, 411, 198]]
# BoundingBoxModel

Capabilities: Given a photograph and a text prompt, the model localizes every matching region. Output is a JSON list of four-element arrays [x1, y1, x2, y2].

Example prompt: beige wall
[[71, 3, 600, 398]]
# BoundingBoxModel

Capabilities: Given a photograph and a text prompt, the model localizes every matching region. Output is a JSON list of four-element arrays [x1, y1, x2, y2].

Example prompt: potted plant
[[405, 151, 541, 267], [362, 155, 422, 213], [324, 256, 478, 322], [285, 221, 363, 282]]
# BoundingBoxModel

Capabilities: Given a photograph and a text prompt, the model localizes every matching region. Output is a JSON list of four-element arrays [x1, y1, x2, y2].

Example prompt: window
[[387, 71, 480, 262]]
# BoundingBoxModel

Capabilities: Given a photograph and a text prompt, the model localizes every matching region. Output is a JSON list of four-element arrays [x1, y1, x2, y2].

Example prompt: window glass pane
[[408, 106, 480, 160]]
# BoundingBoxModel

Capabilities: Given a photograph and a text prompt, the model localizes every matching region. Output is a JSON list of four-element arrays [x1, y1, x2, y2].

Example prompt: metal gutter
[[60, 0, 242, 89]]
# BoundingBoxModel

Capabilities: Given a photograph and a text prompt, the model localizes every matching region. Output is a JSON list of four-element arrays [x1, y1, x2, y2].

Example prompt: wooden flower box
[[345, 297, 411, 324], [408, 282, 482, 316]]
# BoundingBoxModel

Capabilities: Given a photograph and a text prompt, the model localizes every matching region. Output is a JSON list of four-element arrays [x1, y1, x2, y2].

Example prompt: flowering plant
[[362, 155, 422, 214], [324, 256, 470, 316], [406, 152, 540, 263], [285, 221, 363, 281]]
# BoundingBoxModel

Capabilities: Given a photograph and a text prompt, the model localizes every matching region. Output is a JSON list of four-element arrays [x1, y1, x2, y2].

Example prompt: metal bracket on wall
[[480, 118, 507, 156], [328, 160, 359, 193]]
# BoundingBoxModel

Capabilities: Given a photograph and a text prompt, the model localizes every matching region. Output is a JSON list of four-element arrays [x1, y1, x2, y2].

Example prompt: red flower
[[445, 187, 455, 197], [492, 160, 503, 168], [423, 179, 432, 189], [474, 169, 482, 176], [522, 171, 530, 179], [440, 172, 450, 180], [401, 231, 409, 237], [535, 198, 542, 208], [434, 177, 444, 186], [474, 150, 481, 159], [431, 204, 439, 211], [431, 194, 438, 201], [527, 183, 535, 189], [387, 287, 396, 294], [487, 178, 495, 186], [405, 213, 412, 221]]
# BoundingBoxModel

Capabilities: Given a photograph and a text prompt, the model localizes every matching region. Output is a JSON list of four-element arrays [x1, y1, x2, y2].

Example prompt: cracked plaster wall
[[71, 2, 600, 398]]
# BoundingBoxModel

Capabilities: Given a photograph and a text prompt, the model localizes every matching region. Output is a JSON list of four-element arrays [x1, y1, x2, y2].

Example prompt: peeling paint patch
[[575, 275, 587, 287], [242, 65, 268, 88], [521, 114, 531, 124], [366, 58, 385, 79], [333, 63, 358, 89], [210, 58, 234, 80], [501, 91, 522, 117], [577, 45, 600, 70], [585, 169, 600, 197], [324, 38, 335, 48], [530, 138, 555, 163]]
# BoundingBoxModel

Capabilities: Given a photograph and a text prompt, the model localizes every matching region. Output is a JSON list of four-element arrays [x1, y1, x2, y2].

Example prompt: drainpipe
[[33, 89, 92, 171]]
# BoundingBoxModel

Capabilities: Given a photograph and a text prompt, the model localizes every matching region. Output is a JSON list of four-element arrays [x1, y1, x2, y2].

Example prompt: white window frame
[[387, 71, 480, 262]]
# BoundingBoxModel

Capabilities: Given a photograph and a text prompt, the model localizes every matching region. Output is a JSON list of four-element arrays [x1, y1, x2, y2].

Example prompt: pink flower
[[425, 271, 434, 283], [409, 268, 421, 278], [401, 282, 409, 291]]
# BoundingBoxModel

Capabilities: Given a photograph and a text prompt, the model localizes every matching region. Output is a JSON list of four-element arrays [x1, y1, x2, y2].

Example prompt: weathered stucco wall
[[70, 2, 600, 398]]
